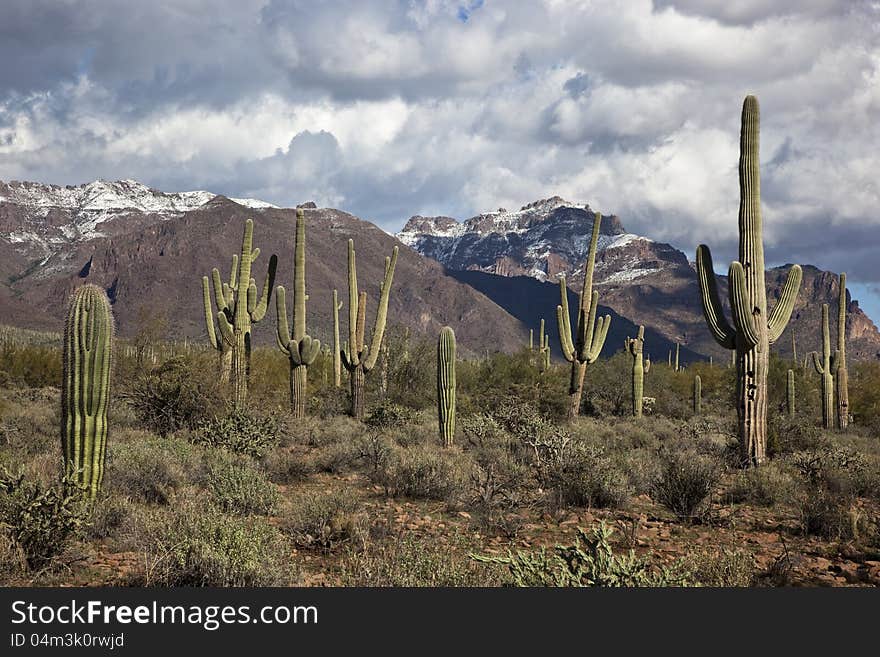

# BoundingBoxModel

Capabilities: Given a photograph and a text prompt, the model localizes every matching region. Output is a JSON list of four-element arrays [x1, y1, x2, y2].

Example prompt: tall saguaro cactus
[[693, 375, 702, 416], [696, 95, 803, 466], [625, 325, 647, 418], [202, 271, 233, 384], [811, 304, 834, 429], [276, 209, 321, 419], [674, 343, 680, 372], [556, 211, 611, 419], [437, 327, 456, 447], [834, 273, 849, 430], [332, 289, 343, 387], [62, 285, 113, 499], [786, 369, 796, 418], [341, 239, 399, 420], [207, 219, 277, 408]]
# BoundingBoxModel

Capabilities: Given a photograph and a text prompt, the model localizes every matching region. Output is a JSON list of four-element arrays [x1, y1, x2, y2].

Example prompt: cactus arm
[[202, 276, 220, 350], [586, 314, 611, 363], [578, 290, 599, 361], [250, 254, 277, 322], [363, 247, 398, 372], [216, 310, 235, 347], [247, 280, 257, 315], [728, 261, 760, 348], [251, 247, 260, 262], [229, 254, 238, 289], [274, 286, 292, 355], [837, 272, 847, 354], [211, 268, 228, 313], [556, 275, 575, 361], [346, 240, 360, 368], [767, 264, 803, 343], [811, 351, 824, 375], [300, 335, 321, 365], [341, 347, 352, 371], [695, 245, 736, 349]]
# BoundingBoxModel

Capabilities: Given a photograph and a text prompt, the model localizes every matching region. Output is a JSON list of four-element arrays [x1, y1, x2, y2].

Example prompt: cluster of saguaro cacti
[[62, 285, 113, 500], [556, 211, 611, 419], [625, 325, 648, 418], [693, 375, 702, 416], [696, 95, 802, 466], [275, 209, 321, 419], [786, 369, 796, 418], [437, 327, 456, 447], [811, 303, 835, 429], [204, 219, 277, 408], [341, 239, 399, 420]]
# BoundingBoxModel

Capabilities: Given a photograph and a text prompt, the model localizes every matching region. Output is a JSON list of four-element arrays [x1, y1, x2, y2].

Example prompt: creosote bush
[[651, 449, 721, 521], [374, 445, 468, 501], [204, 453, 279, 516], [194, 408, 281, 457], [282, 490, 365, 550]]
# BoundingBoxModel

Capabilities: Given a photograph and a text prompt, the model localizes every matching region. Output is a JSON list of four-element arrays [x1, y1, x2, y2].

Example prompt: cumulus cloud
[[0, 0, 879, 314]]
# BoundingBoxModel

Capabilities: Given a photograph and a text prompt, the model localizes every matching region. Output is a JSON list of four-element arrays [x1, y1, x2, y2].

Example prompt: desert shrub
[[459, 413, 506, 448], [205, 453, 279, 516], [0, 468, 88, 570], [134, 502, 289, 586], [121, 357, 218, 436], [311, 441, 359, 474], [85, 496, 132, 541], [352, 432, 393, 474], [0, 523, 26, 577], [651, 449, 721, 521], [260, 449, 311, 484], [0, 397, 57, 456], [685, 547, 757, 586], [768, 415, 825, 456], [490, 397, 554, 444], [547, 444, 630, 510], [106, 432, 198, 504], [282, 490, 365, 550], [365, 401, 418, 430], [0, 343, 61, 388], [620, 448, 662, 496], [374, 446, 468, 501], [725, 463, 797, 507], [473, 522, 688, 587], [193, 408, 281, 457], [789, 447, 873, 496], [339, 533, 501, 586], [796, 489, 857, 540]]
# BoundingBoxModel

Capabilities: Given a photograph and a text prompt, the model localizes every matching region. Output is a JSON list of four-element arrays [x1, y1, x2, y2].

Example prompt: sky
[[1, 0, 879, 319]]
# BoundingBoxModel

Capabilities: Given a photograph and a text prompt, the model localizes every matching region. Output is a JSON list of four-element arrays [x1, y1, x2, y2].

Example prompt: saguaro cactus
[[693, 375, 702, 416], [539, 319, 551, 372], [207, 219, 277, 408], [786, 369, 796, 418], [696, 95, 802, 466], [332, 289, 343, 388], [625, 325, 647, 418], [811, 304, 834, 429], [341, 239, 399, 420], [437, 327, 456, 447], [834, 273, 849, 430], [276, 209, 321, 419], [202, 271, 233, 384], [674, 343, 680, 372], [556, 211, 611, 419], [62, 285, 113, 499]]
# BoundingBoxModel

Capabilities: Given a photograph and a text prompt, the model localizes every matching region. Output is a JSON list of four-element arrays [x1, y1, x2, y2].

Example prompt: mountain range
[[1, 179, 877, 364]]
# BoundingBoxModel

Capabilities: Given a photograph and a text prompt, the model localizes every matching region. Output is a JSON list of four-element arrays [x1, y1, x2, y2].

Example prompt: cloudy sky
[[1, 0, 879, 318]]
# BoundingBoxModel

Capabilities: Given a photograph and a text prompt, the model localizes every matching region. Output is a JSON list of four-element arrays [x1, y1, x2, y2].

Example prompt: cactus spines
[[693, 375, 702, 416], [811, 304, 834, 429], [332, 289, 343, 388], [786, 369, 796, 418], [209, 219, 277, 408], [62, 285, 113, 499], [835, 273, 849, 430], [202, 267, 233, 384], [625, 325, 646, 418], [276, 209, 321, 419], [695, 95, 803, 466], [341, 239, 399, 420], [437, 327, 456, 447], [556, 211, 611, 419]]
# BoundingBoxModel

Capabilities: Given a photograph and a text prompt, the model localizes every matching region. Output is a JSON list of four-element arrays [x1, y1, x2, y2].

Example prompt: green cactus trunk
[[275, 209, 321, 419], [341, 239, 398, 420], [835, 273, 849, 430], [62, 285, 113, 500], [333, 289, 342, 388], [693, 375, 702, 416], [674, 343, 680, 372], [812, 304, 834, 430], [437, 327, 456, 447], [207, 219, 277, 410], [786, 369, 796, 418], [556, 212, 611, 420], [696, 96, 802, 466], [625, 325, 646, 418], [202, 273, 232, 384]]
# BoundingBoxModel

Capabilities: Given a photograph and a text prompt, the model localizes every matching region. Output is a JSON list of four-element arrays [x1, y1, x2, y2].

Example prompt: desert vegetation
[[1, 95, 878, 588]]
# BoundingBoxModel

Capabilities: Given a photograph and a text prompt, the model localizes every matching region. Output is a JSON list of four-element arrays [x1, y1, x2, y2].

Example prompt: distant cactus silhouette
[[625, 325, 647, 418]]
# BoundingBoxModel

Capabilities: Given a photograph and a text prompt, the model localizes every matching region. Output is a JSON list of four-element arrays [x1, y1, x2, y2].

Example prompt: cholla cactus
[[276, 209, 321, 419], [556, 212, 611, 419], [695, 95, 802, 466], [341, 239, 399, 420], [437, 327, 456, 447], [625, 325, 647, 418], [62, 285, 113, 499], [206, 219, 277, 408], [811, 304, 834, 429]]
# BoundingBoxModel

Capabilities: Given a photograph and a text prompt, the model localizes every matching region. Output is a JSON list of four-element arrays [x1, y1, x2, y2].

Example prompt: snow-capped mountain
[[0, 178, 276, 256]]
